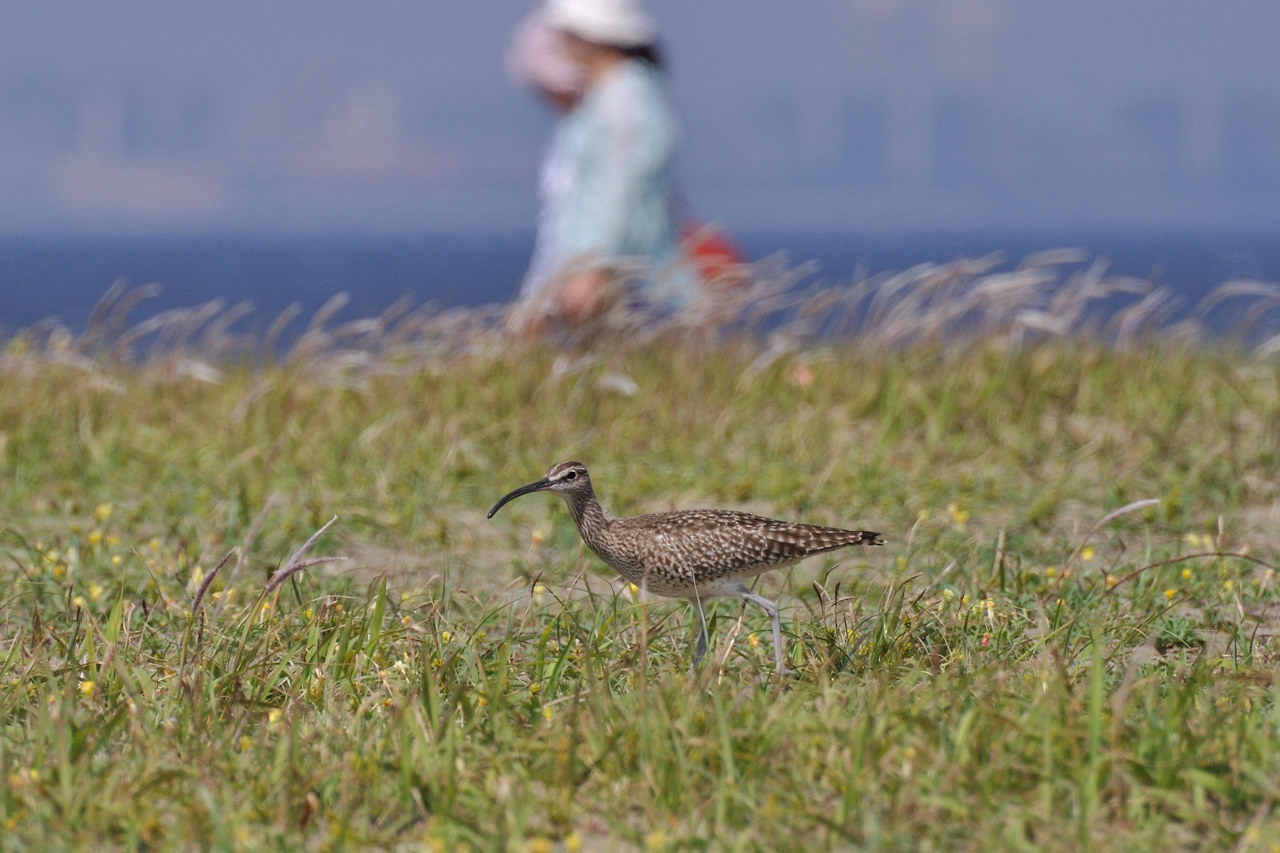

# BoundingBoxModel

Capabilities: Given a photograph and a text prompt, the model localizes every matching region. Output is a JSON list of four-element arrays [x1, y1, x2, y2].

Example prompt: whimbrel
[[487, 461, 885, 674]]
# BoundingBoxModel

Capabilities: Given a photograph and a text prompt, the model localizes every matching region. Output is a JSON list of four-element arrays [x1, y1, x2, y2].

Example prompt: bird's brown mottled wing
[[615, 509, 883, 585]]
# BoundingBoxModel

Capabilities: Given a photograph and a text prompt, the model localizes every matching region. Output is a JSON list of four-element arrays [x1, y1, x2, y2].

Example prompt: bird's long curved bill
[[487, 478, 552, 519]]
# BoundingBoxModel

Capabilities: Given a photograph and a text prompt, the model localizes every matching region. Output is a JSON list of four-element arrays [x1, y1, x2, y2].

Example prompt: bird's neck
[[564, 491, 610, 545]]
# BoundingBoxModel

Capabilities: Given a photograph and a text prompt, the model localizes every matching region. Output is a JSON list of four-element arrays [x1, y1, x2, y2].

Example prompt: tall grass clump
[[3, 250, 1280, 849]]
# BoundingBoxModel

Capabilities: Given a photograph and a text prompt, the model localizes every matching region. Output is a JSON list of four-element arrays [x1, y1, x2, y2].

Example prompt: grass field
[[3, 259, 1280, 850]]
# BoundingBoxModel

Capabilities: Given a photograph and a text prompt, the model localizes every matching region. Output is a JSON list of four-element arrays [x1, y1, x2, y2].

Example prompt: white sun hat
[[541, 0, 657, 48]]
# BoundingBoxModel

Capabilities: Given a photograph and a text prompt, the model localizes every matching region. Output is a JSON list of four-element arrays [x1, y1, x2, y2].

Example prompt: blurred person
[[506, 0, 699, 333], [505, 11, 587, 328]]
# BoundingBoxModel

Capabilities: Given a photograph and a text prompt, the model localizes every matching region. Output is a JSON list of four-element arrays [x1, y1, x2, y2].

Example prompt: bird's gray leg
[[739, 590, 791, 675], [690, 597, 709, 668]]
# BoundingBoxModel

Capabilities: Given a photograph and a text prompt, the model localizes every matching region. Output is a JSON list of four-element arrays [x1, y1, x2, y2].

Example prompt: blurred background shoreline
[[3, 226, 1276, 337]]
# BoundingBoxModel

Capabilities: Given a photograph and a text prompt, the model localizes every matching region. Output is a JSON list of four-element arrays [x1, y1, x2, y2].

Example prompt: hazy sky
[[2, 1, 1278, 235]]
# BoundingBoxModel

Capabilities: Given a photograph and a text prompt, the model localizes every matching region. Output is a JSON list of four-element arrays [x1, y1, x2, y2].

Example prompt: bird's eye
[[565, 471, 577, 480]]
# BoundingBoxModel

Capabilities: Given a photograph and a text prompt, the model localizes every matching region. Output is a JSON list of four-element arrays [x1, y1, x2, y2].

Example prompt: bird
[[487, 460, 885, 674]]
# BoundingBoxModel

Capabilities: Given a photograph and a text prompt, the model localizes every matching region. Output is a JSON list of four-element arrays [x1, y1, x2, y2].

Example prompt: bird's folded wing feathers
[[633, 512, 869, 575]]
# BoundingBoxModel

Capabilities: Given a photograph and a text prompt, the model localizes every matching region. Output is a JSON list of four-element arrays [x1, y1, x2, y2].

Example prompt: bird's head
[[487, 461, 592, 518]]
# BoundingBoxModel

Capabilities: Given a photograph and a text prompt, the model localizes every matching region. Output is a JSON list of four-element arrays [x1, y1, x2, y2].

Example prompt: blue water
[[1, 228, 1277, 338]]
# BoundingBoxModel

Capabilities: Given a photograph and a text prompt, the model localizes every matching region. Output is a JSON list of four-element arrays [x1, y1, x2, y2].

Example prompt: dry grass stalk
[[191, 548, 238, 615], [263, 516, 346, 595]]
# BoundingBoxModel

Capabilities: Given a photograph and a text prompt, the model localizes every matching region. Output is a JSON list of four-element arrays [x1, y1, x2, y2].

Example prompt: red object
[[680, 222, 748, 284]]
